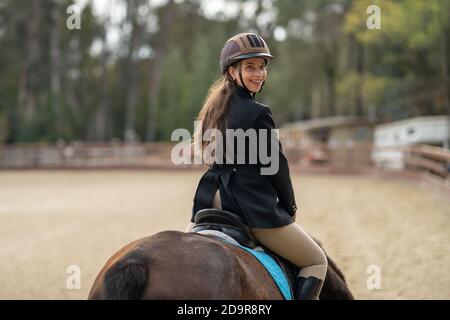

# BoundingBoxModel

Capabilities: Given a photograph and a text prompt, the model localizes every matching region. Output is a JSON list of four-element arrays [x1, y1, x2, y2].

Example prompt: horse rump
[[102, 250, 149, 300]]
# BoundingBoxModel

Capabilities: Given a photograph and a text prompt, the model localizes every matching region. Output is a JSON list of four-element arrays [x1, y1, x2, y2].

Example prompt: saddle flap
[[194, 208, 257, 248]]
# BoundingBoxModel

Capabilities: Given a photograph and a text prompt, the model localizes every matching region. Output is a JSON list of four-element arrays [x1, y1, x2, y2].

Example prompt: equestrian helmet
[[219, 32, 274, 74]]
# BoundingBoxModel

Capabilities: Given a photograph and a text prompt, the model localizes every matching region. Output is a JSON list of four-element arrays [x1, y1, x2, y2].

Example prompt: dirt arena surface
[[0, 169, 448, 300]]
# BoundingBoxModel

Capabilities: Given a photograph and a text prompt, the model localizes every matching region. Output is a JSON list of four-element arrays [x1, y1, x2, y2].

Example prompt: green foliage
[[0, 0, 448, 143], [345, 0, 450, 118]]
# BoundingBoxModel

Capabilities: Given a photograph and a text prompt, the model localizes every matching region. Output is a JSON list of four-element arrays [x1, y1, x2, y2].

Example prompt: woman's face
[[228, 57, 267, 93]]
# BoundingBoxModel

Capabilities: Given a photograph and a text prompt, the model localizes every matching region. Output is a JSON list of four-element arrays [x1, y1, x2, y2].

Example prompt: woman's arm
[[254, 106, 297, 216]]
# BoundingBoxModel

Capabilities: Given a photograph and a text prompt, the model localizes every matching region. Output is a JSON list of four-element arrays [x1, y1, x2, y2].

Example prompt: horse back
[[89, 231, 283, 299]]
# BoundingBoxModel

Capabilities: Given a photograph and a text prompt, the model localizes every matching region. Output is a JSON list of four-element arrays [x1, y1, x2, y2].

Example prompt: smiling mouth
[[250, 80, 262, 85]]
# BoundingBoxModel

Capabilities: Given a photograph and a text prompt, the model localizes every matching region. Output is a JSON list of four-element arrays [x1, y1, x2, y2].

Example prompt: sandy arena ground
[[0, 169, 449, 300]]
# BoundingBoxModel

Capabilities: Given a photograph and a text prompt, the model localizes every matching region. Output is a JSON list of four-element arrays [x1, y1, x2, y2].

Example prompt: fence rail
[[283, 143, 374, 169], [1, 143, 449, 182], [0, 142, 176, 169], [403, 144, 450, 179]]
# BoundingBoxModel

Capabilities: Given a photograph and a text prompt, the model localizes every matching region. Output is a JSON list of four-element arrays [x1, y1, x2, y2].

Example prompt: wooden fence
[[0, 142, 177, 169], [283, 143, 374, 170], [1, 142, 449, 184], [403, 144, 450, 179]]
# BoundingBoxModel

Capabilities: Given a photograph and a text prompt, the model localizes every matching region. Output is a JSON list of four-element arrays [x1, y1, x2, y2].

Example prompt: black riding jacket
[[192, 84, 297, 229]]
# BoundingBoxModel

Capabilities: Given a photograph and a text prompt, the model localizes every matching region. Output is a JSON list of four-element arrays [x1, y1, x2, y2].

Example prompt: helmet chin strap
[[258, 59, 268, 94], [259, 80, 266, 93], [238, 62, 255, 100]]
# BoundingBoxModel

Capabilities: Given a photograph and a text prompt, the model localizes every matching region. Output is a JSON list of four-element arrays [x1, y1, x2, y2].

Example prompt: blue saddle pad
[[226, 242, 292, 300]]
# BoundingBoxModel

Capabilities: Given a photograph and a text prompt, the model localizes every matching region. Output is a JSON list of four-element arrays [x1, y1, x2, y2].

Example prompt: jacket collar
[[231, 82, 255, 101]]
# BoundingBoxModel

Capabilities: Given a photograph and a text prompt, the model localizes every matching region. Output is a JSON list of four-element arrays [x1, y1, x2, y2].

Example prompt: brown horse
[[88, 230, 354, 300]]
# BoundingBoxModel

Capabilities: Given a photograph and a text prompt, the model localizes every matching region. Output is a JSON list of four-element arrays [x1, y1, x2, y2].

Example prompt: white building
[[372, 116, 450, 170]]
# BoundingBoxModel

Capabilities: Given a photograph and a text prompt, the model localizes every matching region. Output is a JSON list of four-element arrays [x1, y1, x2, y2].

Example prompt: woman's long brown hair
[[192, 75, 234, 163]]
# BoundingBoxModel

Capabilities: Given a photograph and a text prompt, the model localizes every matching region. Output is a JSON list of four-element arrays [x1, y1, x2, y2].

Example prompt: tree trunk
[[146, 0, 175, 142], [90, 27, 110, 142], [441, 31, 450, 149], [50, 0, 62, 136], [124, 0, 143, 140], [17, 0, 41, 129], [354, 39, 365, 117], [324, 57, 336, 116]]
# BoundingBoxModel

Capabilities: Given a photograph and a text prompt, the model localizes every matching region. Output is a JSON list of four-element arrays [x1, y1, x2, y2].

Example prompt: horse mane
[[103, 250, 149, 300]]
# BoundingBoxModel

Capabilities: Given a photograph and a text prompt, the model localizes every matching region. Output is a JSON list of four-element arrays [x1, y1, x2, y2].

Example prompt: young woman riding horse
[[88, 33, 355, 301], [189, 32, 328, 300]]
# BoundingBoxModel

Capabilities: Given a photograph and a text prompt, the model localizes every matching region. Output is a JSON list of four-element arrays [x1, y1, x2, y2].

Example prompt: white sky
[[76, 0, 245, 22], [74, 0, 287, 53]]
